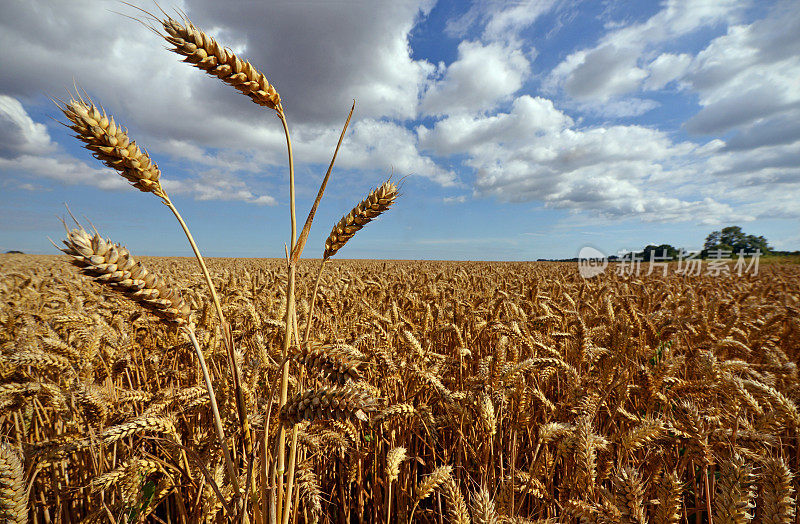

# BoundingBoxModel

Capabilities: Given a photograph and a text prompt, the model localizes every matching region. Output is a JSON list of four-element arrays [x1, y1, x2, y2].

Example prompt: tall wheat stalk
[[282, 179, 399, 524], [54, 90, 251, 464], [57, 223, 239, 498]]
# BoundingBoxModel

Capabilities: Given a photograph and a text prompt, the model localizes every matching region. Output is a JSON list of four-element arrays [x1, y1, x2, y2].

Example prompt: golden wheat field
[[1, 252, 799, 523], [2, 4, 799, 523]]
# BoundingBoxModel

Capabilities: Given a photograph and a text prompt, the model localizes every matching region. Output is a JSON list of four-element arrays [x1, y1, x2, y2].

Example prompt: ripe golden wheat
[[2, 257, 800, 522]]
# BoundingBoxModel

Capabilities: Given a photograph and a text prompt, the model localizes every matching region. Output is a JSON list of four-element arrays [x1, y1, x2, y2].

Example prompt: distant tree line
[[630, 226, 798, 260], [546, 226, 797, 263]]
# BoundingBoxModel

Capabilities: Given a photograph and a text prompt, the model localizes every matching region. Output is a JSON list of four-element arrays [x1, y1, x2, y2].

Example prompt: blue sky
[[1, 0, 798, 260]]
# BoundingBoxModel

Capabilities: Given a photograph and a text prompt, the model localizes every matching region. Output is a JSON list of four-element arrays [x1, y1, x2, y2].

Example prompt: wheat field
[[1, 253, 799, 523], [3, 5, 800, 523]]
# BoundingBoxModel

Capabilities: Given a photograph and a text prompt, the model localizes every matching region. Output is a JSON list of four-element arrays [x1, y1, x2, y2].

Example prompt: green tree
[[640, 244, 679, 261], [703, 226, 770, 254]]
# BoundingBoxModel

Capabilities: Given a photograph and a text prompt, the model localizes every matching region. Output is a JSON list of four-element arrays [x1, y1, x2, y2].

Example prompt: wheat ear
[[385, 447, 408, 524], [410, 465, 454, 522], [0, 442, 27, 524], [295, 343, 362, 384], [152, 14, 281, 111], [470, 487, 499, 524], [612, 467, 646, 524], [55, 91, 165, 197], [653, 471, 683, 524], [443, 477, 471, 524], [714, 454, 755, 524], [759, 457, 795, 524], [59, 224, 190, 324], [324, 180, 399, 259], [279, 386, 379, 426]]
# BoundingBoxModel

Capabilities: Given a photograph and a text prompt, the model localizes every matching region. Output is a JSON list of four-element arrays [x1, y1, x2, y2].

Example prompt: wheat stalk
[[56, 87, 249, 458]]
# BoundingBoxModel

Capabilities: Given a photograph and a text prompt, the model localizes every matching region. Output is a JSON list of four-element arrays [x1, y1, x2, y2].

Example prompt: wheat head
[[157, 14, 281, 111], [56, 92, 165, 198], [60, 225, 191, 325], [279, 385, 379, 426], [0, 442, 27, 524], [324, 180, 398, 259]]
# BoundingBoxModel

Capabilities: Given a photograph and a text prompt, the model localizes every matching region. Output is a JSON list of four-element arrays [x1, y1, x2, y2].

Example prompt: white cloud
[[418, 93, 758, 223], [0, 94, 279, 204], [0, 0, 454, 194], [550, 45, 648, 101], [684, 3, 800, 138], [419, 95, 572, 155], [644, 53, 692, 90], [0, 153, 129, 191], [547, 0, 743, 101], [482, 0, 561, 42], [446, 0, 561, 41], [0, 95, 52, 158], [443, 195, 467, 204], [164, 171, 277, 205], [574, 97, 659, 118], [421, 41, 531, 116]]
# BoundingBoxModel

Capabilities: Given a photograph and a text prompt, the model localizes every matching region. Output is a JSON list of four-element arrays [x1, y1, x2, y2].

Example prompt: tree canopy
[[703, 226, 770, 254]]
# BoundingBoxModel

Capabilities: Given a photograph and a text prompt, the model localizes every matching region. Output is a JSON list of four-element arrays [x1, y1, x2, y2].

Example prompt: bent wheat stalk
[[55, 90, 249, 460], [283, 179, 399, 524], [58, 222, 238, 498]]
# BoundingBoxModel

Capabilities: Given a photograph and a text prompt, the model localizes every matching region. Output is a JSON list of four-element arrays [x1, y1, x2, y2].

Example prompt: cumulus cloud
[[546, 0, 743, 101], [445, 0, 561, 41], [421, 41, 531, 116], [684, 3, 800, 138], [0, 0, 454, 193], [418, 93, 757, 223], [0, 95, 52, 159]]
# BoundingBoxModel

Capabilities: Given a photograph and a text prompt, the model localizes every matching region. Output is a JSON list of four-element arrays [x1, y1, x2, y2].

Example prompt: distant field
[[1, 254, 799, 522]]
